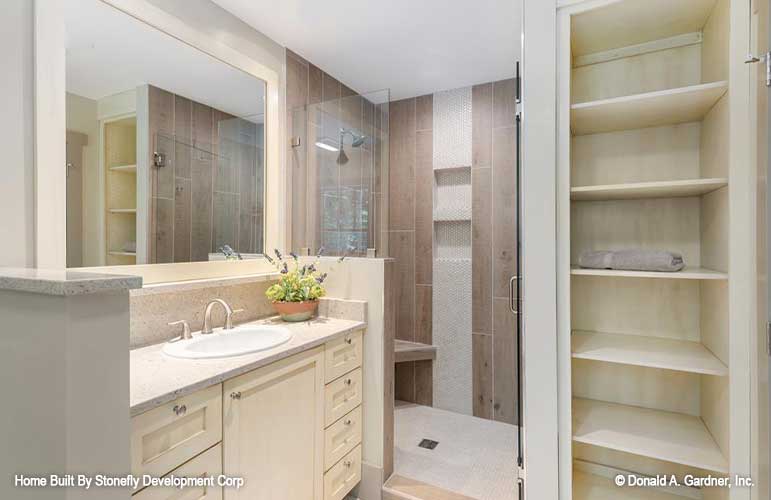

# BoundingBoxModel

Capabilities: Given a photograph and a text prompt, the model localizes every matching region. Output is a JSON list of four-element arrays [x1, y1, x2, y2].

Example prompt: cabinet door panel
[[324, 406, 362, 470], [324, 368, 363, 426], [223, 347, 325, 500], [131, 384, 222, 478], [323, 445, 362, 500], [132, 444, 222, 500], [324, 330, 363, 383]]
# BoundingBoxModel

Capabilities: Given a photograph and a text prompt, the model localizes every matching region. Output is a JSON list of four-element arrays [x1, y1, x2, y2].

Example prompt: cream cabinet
[[131, 384, 222, 478], [223, 346, 326, 500], [131, 329, 364, 500], [133, 444, 223, 500]]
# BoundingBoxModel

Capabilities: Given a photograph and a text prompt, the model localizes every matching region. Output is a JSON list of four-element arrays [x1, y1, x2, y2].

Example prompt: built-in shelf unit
[[557, 0, 749, 498], [103, 116, 138, 266]]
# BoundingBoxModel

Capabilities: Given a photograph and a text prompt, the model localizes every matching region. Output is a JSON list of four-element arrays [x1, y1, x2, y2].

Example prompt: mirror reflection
[[65, 0, 266, 267]]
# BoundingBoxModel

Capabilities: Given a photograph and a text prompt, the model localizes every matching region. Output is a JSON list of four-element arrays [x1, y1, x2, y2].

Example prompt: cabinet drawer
[[131, 384, 222, 478], [324, 444, 362, 500], [324, 406, 362, 470], [324, 368, 362, 427], [133, 444, 222, 499], [325, 330, 363, 383]]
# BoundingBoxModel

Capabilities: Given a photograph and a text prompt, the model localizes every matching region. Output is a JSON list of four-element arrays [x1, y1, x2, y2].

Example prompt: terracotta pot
[[272, 300, 319, 322]]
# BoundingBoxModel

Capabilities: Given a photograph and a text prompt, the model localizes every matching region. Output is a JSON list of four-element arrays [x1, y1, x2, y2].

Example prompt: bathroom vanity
[[130, 317, 365, 500]]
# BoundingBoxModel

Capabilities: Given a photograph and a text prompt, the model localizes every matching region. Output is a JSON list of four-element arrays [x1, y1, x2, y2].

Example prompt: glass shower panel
[[291, 89, 389, 257]]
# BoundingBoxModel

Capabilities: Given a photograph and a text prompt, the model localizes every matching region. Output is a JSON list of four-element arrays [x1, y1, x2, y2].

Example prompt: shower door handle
[[509, 275, 520, 314]]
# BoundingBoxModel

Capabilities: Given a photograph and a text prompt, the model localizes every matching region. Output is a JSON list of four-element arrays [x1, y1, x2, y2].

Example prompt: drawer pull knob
[[345, 379, 352, 386], [172, 404, 187, 416], [344, 460, 353, 467], [344, 419, 352, 426], [345, 338, 353, 345], [231, 392, 242, 400]]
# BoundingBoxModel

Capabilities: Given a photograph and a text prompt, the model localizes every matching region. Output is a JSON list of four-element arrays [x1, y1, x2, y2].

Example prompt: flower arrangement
[[265, 249, 327, 302], [264, 248, 346, 321]]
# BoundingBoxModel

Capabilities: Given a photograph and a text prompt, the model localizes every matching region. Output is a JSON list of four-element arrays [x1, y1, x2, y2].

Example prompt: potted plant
[[264, 249, 342, 322]]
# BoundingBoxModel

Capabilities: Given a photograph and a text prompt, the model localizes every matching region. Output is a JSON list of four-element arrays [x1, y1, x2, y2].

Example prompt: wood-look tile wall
[[286, 49, 388, 256], [389, 79, 519, 424], [148, 85, 264, 262], [389, 95, 434, 406]]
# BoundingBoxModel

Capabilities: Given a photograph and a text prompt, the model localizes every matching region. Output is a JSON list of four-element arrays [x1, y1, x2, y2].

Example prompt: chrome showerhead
[[336, 128, 365, 165], [336, 148, 349, 165], [340, 128, 366, 148]]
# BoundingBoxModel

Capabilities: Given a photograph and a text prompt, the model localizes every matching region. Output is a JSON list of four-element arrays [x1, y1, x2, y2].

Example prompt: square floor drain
[[418, 439, 439, 450]]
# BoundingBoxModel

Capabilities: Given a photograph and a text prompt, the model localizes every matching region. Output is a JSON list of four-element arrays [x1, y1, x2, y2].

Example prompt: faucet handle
[[225, 309, 245, 330], [168, 320, 192, 340]]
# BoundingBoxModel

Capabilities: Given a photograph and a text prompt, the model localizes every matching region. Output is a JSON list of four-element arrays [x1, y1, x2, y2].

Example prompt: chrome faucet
[[202, 299, 243, 334]]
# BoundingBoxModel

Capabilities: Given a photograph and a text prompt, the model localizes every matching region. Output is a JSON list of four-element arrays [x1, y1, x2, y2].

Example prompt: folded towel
[[579, 249, 685, 272]]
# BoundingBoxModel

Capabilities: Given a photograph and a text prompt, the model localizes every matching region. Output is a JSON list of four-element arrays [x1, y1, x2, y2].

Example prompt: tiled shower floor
[[394, 401, 518, 500]]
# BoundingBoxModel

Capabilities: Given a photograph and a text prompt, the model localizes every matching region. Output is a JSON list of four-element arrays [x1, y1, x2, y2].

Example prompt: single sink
[[163, 324, 293, 359]]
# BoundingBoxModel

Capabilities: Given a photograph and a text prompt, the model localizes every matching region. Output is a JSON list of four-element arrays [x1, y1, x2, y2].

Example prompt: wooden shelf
[[571, 81, 727, 135], [109, 164, 137, 173], [571, 178, 727, 201], [573, 471, 686, 500], [572, 331, 727, 376], [395, 340, 437, 363], [570, 0, 717, 57], [573, 398, 728, 473], [571, 266, 727, 280], [108, 208, 137, 214], [108, 251, 136, 257]]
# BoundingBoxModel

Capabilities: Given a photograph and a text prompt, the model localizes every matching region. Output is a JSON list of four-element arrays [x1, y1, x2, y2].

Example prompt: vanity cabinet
[[130, 328, 365, 500], [223, 346, 326, 500], [130, 384, 222, 479], [132, 444, 223, 500]]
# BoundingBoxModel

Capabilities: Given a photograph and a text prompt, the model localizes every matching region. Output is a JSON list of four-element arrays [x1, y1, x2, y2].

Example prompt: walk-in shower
[[288, 76, 389, 257]]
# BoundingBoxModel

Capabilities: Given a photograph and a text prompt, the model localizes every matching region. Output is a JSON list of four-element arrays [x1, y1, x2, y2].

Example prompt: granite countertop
[[130, 315, 365, 416], [0, 267, 142, 296]]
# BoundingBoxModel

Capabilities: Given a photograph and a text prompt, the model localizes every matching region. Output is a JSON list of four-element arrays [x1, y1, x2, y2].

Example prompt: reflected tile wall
[[148, 84, 265, 262]]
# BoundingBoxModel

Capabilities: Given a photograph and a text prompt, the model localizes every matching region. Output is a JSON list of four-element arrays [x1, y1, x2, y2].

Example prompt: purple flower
[[307, 264, 316, 273], [281, 262, 288, 274], [264, 254, 274, 264], [290, 252, 298, 261], [316, 272, 327, 284], [317, 247, 325, 257], [274, 249, 283, 260]]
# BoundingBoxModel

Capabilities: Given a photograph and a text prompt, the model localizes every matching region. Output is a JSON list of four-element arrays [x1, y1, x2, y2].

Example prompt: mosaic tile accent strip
[[433, 88, 472, 169]]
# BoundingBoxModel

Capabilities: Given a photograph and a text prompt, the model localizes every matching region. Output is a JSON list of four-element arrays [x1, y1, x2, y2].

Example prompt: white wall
[[522, 0, 559, 499], [66, 92, 101, 266], [0, 0, 35, 268]]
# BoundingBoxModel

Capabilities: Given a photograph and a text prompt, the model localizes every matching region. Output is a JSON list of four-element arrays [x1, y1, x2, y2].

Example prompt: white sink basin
[[163, 324, 293, 359]]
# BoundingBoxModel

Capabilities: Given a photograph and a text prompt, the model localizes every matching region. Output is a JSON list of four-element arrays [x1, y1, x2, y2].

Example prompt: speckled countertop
[[130, 315, 365, 416], [0, 267, 141, 295]]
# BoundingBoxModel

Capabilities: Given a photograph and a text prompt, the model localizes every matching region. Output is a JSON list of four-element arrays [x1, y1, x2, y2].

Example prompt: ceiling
[[212, 0, 521, 101], [65, 0, 265, 120]]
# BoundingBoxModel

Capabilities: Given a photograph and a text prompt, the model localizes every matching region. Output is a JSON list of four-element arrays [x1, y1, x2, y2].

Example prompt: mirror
[[64, 0, 266, 267]]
